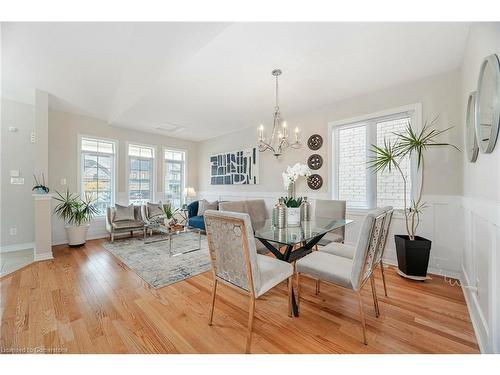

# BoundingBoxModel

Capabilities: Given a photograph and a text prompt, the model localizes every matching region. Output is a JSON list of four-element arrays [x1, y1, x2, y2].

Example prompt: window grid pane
[[376, 117, 412, 209], [164, 149, 185, 209], [337, 125, 367, 207], [81, 152, 113, 216], [128, 157, 153, 205]]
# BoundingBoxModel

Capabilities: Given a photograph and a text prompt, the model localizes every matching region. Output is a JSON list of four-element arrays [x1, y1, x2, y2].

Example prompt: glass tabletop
[[253, 217, 353, 246]]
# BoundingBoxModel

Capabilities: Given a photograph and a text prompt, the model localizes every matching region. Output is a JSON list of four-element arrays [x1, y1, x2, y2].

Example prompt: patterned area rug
[[102, 232, 210, 289]]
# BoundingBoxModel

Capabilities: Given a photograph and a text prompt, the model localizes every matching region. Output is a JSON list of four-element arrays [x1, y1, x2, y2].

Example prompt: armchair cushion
[[147, 202, 164, 218], [296, 251, 353, 289], [188, 215, 205, 230], [114, 204, 136, 222], [111, 220, 145, 230]]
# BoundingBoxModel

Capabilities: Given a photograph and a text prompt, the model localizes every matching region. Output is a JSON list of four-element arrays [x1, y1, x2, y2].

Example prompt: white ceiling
[[2, 22, 470, 141]]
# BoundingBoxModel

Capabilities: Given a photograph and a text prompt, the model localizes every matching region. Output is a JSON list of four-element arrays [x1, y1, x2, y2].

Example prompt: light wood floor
[[0, 239, 479, 354]]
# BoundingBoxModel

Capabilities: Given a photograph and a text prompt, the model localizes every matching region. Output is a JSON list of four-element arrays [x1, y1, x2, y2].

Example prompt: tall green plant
[[53, 190, 99, 226], [367, 118, 459, 240]]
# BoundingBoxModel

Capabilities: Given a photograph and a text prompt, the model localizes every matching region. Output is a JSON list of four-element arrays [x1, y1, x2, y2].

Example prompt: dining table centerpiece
[[281, 163, 311, 226]]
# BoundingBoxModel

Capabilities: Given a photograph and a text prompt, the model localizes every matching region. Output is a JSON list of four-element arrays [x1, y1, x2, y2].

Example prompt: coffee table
[[144, 223, 202, 256]]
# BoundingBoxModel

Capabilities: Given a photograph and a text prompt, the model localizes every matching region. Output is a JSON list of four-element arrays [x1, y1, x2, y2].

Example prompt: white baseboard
[[0, 242, 35, 254], [460, 265, 487, 353], [34, 253, 54, 262]]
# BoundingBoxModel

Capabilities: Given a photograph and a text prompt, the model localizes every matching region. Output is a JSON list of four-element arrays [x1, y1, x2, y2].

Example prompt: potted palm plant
[[367, 118, 459, 280], [53, 190, 99, 246]]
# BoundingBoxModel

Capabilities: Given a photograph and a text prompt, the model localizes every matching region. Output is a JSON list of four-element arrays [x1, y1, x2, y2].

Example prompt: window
[[128, 144, 155, 205], [164, 149, 186, 209], [332, 108, 416, 210], [80, 137, 116, 216]]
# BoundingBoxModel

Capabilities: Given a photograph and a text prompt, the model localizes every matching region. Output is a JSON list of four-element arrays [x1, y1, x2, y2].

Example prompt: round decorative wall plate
[[307, 154, 323, 170], [307, 174, 323, 190], [307, 134, 323, 150]]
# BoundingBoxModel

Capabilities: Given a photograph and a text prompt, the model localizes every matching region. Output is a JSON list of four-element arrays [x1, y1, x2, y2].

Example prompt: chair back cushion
[[375, 206, 393, 263], [187, 201, 199, 218], [114, 204, 136, 222], [350, 208, 385, 290], [315, 200, 346, 240], [204, 210, 261, 294]]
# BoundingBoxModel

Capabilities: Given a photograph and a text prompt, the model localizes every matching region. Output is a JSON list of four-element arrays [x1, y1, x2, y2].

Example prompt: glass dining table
[[253, 217, 353, 316]]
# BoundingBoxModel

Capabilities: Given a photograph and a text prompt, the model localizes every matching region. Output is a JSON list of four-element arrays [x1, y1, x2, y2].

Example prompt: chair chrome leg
[[111, 233, 114, 242], [380, 260, 388, 297], [245, 297, 256, 354], [315, 279, 321, 295], [370, 274, 380, 317], [357, 291, 368, 345], [208, 279, 218, 325], [287, 276, 293, 317]]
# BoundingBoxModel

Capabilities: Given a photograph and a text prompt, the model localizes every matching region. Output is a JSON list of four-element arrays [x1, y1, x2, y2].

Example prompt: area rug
[[102, 232, 210, 289]]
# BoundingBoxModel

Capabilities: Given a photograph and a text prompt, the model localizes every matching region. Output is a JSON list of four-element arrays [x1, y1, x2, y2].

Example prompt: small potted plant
[[282, 196, 303, 227], [161, 202, 178, 227], [368, 118, 459, 280], [32, 173, 49, 194], [53, 190, 98, 246]]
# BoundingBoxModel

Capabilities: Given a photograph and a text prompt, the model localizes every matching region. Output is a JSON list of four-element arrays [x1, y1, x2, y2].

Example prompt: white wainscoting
[[460, 196, 500, 354]]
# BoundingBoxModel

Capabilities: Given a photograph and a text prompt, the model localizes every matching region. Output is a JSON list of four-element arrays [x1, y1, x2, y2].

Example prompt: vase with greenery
[[367, 118, 459, 279], [282, 196, 303, 227], [53, 190, 98, 246]]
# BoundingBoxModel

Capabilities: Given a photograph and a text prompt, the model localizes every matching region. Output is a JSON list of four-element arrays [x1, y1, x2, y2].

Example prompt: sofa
[[106, 205, 145, 242]]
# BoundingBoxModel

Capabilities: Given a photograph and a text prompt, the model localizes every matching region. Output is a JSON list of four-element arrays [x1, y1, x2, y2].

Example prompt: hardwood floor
[[0, 239, 479, 354]]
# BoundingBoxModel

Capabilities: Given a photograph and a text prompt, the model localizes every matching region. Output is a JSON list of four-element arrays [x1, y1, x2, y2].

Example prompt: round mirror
[[466, 91, 479, 162], [475, 54, 500, 154]]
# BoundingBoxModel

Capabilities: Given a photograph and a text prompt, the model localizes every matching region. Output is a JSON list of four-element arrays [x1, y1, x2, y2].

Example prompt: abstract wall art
[[210, 147, 259, 185]]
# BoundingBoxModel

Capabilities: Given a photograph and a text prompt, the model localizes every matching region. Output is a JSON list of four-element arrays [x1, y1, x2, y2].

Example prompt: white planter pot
[[65, 224, 90, 247], [286, 207, 301, 227], [164, 217, 174, 226]]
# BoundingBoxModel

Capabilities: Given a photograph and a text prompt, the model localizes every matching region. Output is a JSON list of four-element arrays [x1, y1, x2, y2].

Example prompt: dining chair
[[320, 206, 393, 296], [315, 199, 347, 245], [295, 208, 386, 344], [204, 210, 294, 353]]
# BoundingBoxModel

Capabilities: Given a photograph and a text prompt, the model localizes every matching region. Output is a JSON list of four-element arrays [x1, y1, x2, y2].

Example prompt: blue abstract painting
[[210, 147, 259, 185]]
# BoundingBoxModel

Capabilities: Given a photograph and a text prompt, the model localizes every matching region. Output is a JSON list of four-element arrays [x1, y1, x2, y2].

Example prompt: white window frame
[[126, 142, 157, 205], [163, 147, 187, 208], [328, 103, 422, 211], [77, 134, 118, 218]]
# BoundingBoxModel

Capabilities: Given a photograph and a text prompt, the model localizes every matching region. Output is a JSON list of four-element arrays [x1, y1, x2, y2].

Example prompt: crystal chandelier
[[258, 69, 301, 157]]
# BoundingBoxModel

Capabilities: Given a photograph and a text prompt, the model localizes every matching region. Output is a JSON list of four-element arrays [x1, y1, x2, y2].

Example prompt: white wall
[[197, 68, 464, 279], [48, 109, 199, 244], [460, 22, 500, 354], [0, 97, 36, 251]]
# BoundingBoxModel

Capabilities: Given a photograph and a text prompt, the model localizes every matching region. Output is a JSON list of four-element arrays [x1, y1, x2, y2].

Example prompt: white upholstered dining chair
[[204, 210, 294, 353], [315, 199, 347, 245], [295, 208, 386, 344], [320, 206, 393, 296]]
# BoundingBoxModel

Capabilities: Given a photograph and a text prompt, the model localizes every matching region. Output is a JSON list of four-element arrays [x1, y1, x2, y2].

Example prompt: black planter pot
[[394, 235, 432, 280]]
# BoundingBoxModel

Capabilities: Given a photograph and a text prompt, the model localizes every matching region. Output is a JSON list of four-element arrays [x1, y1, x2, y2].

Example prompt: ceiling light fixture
[[258, 69, 301, 157]]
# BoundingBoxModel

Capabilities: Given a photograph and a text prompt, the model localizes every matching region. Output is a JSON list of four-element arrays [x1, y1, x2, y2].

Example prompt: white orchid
[[282, 163, 311, 189]]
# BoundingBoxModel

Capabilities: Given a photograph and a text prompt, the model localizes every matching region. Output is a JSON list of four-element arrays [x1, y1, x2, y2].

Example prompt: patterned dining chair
[[320, 206, 393, 296], [295, 208, 386, 344], [204, 210, 294, 353]]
